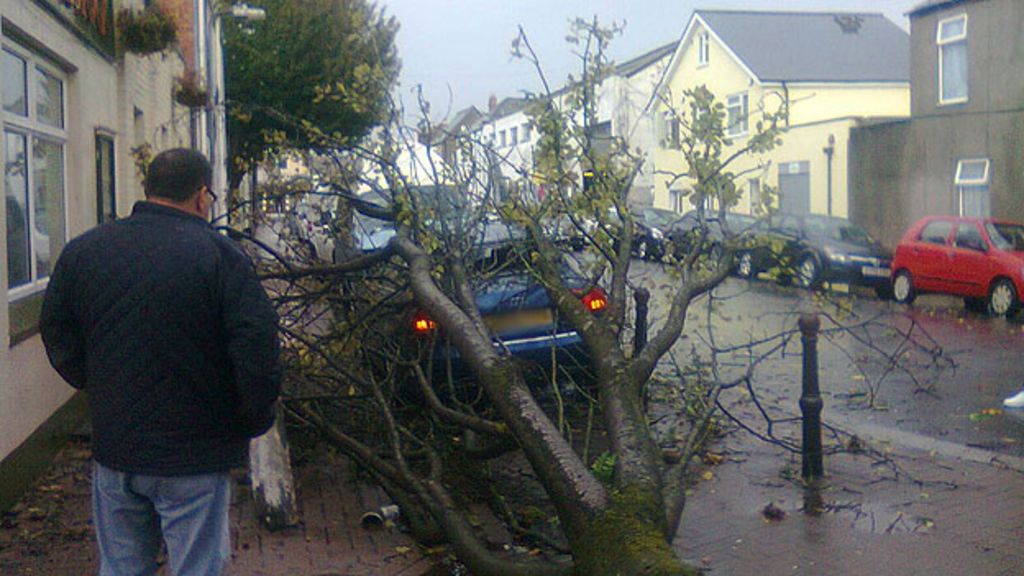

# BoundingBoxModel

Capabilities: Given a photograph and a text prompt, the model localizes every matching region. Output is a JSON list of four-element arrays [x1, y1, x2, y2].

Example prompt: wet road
[[631, 260, 1024, 459]]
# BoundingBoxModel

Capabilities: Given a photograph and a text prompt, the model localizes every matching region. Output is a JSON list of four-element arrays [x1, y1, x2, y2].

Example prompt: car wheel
[[892, 270, 915, 304], [797, 254, 820, 288], [988, 279, 1019, 317], [736, 251, 755, 278]]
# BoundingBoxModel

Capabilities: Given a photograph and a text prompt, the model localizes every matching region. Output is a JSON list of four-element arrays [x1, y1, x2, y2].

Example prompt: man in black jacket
[[41, 148, 281, 576]]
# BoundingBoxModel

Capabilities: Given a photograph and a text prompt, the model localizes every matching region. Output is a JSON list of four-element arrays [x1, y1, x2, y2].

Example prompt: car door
[[910, 219, 954, 293], [773, 214, 804, 274], [947, 221, 992, 297]]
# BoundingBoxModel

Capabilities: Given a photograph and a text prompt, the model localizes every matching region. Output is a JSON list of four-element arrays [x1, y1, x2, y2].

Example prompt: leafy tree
[[246, 18, 943, 576], [223, 0, 400, 189]]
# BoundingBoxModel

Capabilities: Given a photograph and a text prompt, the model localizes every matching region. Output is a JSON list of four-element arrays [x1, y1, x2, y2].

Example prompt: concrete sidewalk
[[2, 412, 1023, 575], [676, 397, 1024, 576]]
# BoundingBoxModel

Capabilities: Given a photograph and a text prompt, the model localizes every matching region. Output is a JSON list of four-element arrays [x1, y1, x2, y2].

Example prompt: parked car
[[737, 213, 892, 296], [890, 215, 1024, 316], [412, 222, 607, 384], [666, 210, 758, 262], [585, 206, 684, 261], [632, 207, 685, 260]]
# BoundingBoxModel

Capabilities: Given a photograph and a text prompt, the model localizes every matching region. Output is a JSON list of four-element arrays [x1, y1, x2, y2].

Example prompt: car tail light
[[412, 310, 437, 333], [579, 287, 608, 312]]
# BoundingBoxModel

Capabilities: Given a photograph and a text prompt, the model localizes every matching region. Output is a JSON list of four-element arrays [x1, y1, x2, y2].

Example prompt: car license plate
[[485, 309, 554, 333], [861, 266, 888, 278]]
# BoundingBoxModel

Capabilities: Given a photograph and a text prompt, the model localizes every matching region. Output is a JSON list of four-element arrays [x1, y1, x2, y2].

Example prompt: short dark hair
[[144, 148, 212, 202]]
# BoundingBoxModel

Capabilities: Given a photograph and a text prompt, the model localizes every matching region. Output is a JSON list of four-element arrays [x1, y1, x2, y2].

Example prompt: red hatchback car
[[890, 216, 1024, 316]]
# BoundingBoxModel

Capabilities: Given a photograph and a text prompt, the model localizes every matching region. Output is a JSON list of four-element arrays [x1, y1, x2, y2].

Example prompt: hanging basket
[[118, 7, 177, 56], [174, 72, 209, 109]]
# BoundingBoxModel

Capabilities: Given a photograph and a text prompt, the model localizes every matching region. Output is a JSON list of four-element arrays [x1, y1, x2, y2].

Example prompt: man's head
[[144, 148, 216, 219]]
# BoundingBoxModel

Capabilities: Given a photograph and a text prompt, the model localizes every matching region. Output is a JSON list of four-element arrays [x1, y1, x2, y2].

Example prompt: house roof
[[614, 41, 677, 78], [694, 10, 910, 83], [908, 0, 968, 17], [490, 97, 529, 119], [448, 106, 483, 131]]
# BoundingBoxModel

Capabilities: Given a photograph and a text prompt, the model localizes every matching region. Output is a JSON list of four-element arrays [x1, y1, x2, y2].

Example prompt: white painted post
[[248, 404, 298, 530]]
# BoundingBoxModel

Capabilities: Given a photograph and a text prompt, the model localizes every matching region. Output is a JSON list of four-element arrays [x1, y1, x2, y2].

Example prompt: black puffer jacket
[[41, 202, 281, 476]]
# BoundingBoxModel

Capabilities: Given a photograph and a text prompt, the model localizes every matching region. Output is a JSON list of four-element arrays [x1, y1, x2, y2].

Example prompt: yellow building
[[652, 10, 911, 218]]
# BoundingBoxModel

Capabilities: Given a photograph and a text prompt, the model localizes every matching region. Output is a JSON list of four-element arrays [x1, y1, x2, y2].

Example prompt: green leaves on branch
[[661, 85, 788, 212], [223, 0, 400, 188]]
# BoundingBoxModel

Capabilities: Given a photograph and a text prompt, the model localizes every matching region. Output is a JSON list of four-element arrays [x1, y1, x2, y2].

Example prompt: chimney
[[834, 15, 863, 34], [488, 94, 498, 114]]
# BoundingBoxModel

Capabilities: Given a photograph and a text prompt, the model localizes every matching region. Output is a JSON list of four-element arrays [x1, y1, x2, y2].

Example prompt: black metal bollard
[[634, 288, 650, 357], [799, 313, 824, 481]]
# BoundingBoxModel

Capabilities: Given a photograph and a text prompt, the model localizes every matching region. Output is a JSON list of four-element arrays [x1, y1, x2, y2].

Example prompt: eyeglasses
[[204, 186, 219, 204]]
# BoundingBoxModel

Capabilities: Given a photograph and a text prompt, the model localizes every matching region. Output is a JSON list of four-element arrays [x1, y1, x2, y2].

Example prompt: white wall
[[1, 0, 189, 464]]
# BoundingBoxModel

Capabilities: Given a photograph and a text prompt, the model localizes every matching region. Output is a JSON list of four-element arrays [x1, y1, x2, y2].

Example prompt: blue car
[[411, 226, 607, 384]]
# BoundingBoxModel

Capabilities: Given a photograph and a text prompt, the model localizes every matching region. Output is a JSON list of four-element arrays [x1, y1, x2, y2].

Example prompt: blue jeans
[[92, 462, 232, 576]]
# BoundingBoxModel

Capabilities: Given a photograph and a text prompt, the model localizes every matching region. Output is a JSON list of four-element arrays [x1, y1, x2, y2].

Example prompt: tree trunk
[[571, 487, 701, 576]]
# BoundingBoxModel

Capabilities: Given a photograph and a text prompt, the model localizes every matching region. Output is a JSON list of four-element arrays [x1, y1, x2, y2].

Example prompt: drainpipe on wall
[[823, 134, 835, 216]]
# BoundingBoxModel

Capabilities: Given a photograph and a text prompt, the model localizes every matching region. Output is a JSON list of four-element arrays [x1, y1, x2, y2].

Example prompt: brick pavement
[[0, 443, 437, 576], [3, 413, 1024, 576]]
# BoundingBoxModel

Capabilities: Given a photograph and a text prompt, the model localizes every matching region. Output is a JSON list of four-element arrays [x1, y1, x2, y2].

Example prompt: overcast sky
[[377, 0, 923, 122]]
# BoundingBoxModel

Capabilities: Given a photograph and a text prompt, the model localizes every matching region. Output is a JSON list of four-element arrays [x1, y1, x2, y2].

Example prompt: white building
[[0, 0, 216, 508], [473, 41, 676, 207]]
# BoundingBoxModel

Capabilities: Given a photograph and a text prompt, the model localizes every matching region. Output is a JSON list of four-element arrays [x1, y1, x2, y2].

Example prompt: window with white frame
[[937, 14, 968, 105], [727, 92, 748, 136], [3, 45, 67, 295], [510, 126, 518, 146], [955, 158, 989, 218], [698, 33, 710, 66], [662, 111, 680, 148], [747, 178, 762, 213], [670, 189, 686, 213], [499, 130, 506, 147], [522, 123, 531, 142]]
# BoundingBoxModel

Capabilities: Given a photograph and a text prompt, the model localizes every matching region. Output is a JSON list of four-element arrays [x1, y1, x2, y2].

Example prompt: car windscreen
[[641, 208, 681, 228], [986, 223, 1024, 251], [804, 216, 873, 244]]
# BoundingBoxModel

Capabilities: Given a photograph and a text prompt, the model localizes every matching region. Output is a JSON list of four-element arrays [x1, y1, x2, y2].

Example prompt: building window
[[522, 123, 531, 142], [937, 14, 968, 105], [727, 92, 748, 136], [670, 189, 686, 213], [499, 130, 506, 147], [748, 178, 762, 213], [96, 134, 116, 223], [955, 158, 989, 218], [3, 44, 67, 295], [698, 32, 710, 66], [661, 112, 680, 148], [510, 126, 518, 146]]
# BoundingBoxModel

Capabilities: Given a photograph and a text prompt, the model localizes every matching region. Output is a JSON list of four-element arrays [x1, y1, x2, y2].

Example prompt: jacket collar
[[131, 201, 210, 226]]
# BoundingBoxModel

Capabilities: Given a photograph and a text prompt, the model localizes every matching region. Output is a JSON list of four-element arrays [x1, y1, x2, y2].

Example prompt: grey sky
[[377, 0, 922, 122]]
